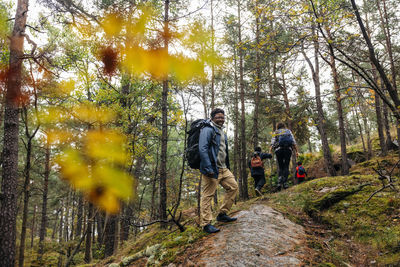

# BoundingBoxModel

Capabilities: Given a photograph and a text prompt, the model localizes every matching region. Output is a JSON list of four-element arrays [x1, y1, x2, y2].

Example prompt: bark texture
[[0, 0, 29, 265]]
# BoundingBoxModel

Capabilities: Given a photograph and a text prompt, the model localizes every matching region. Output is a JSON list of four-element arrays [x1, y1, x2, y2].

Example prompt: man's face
[[212, 112, 225, 126]]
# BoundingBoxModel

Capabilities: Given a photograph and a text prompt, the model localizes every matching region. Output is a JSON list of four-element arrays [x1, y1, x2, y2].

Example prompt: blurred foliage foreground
[[32, 5, 215, 214]]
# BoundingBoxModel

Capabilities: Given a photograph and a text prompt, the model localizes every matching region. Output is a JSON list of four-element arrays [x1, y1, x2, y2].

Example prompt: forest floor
[[97, 150, 400, 267], [174, 204, 305, 267]]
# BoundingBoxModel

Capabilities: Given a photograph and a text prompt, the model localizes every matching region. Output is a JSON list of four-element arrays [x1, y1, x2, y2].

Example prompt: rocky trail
[[174, 204, 306, 267]]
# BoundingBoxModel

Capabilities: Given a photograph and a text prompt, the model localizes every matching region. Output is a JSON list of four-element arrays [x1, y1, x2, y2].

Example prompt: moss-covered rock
[[304, 183, 371, 220], [145, 244, 162, 257], [120, 250, 145, 266]]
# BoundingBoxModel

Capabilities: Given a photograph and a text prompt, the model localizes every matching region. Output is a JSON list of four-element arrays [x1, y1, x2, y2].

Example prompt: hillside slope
[[93, 153, 400, 267]]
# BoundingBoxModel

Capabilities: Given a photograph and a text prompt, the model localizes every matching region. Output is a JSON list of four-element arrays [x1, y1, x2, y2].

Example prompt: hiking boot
[[217, 213, 237, 223], [255, 188, 262, 196], [203, 224, 220, 233], [276, 184, 282, 192], [283, 183, 289, 189]]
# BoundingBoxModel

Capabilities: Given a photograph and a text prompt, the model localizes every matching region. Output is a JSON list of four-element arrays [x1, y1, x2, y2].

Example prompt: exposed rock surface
[[183, 204, 305, 267]]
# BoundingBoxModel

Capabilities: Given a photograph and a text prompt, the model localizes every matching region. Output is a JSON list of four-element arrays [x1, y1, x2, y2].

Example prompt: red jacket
[[296, 166, 306, 178]]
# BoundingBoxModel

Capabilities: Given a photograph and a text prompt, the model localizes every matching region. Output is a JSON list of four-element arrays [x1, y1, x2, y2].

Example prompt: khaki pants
[[200, 168, 239, 226]]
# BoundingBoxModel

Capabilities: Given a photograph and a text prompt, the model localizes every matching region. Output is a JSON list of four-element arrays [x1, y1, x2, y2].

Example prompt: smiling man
[[198, 108, 239, 233]]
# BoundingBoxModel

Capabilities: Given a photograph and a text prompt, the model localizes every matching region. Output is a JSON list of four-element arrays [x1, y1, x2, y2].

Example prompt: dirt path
[[178, 204, 306, 267]]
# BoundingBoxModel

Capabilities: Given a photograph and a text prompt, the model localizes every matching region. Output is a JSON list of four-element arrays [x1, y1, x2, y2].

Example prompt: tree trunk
[[210, 0, 215, 111], [52, 209, 59, 240], [197, 174, 202, 220], [302, 24, 336, 177], [159, 0, 170, 226], [252, 0, 261, 148], [150, 145, 159, 220], [373, 75, 387, 155], [64, 190, 71, 242], [121, 152, 144, 242], [364, 1, 387, 156], [0, 1, 29, 265], [104, 215, 118, 257], [120, 204, 129, 243], [238, 0, 248, 199], [376, 0, 400, 153], [174, 97, 189, 217], [267, 59, 276, 132], [326, 28, 349, 175], [376, 0, 397, 92], [59, 200, 64, 243], [84, 203, 93, 263], [201, 84, 208, 118], [308, 139, 313, 153], [96, 212, 104, 245], [70, 193, 76, 240], [360, 105, 372, 160], [19, 120, 37, 267], [382, 103, 392, 147], [277, 66, 297, 183], [350, 0, 400, 142], [233, 42, 241, 199], [30, 205, 36, 249], [353, 106, 367, 156], [75, 194, 83, 238]]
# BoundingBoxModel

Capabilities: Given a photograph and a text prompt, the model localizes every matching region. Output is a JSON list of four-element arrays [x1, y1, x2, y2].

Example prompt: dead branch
[[21, 33, 37, 56], [167, 209, 185, 232], [129, 219, 171, 228], [367, 160, 399, 202]]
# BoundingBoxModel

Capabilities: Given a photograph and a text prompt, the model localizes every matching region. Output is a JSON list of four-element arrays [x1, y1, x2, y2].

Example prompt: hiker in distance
[[269, 122, 298, 191], [295, 161, 307, 184], [199, 108, 239, 234], [248, 146, 272, 196]]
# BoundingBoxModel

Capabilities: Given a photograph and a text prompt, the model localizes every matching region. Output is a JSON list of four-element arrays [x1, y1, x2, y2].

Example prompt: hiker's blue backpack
[[278, 131, 294, 148], [186, 119, 207, 169], [298, 165, 306, 175]]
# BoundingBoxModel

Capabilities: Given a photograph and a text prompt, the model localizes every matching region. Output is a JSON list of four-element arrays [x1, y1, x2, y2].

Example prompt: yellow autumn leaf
[[122, 46, 169, 78], [88, 185, 121, 214], [38, 107, 69, 124], [85, 130, 128, 165], [73, 104, 116, 124], [127, 12, 149, 36], [47, 129, 74, 144], [93, 164, 133, 201], [147, 48, 169, 79], [171, 56, 204, 81], [56, 149, 92, 191], [102, 13, 123, 37], [58, 79, 75, 95], [121, 46, 148, 76]]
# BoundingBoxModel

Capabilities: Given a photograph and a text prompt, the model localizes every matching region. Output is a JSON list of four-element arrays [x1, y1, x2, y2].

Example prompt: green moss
[[378, 251, 400, 266], [307, 239, 323, 250], [159, 247, 179, 264], [266, 169, 400, 265], [318, 263, 336, 267]]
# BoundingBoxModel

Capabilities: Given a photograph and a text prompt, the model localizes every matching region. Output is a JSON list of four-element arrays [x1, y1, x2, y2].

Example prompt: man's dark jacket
[[199, 119, 230, 178], [248, 152, 272, 176]]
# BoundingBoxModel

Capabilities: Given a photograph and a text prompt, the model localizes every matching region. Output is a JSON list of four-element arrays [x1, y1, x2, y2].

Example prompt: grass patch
[[267, 170, 400, 266]]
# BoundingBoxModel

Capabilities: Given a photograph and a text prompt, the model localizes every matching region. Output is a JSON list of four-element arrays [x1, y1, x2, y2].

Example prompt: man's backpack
[[185, 119, 207, 169], [278, 131, 294, 148], [297, 166, 306, 176], [251, 155, 263, 168]]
